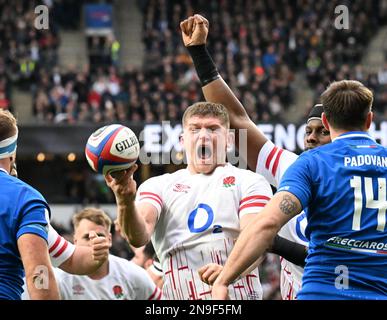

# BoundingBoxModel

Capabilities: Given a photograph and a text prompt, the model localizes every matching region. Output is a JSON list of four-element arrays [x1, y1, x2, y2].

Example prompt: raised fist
[[180, 14, 209, 46]]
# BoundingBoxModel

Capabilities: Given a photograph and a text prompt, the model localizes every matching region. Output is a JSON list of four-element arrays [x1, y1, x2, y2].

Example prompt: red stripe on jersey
[[140, 196, 162, 208], [199, 290, 212, 297], [155, 289, 162, 300], [53, 240, 68, 258], [139, 192, 162, 203], [49, 235, 61, 253], [272, 148, 284, 177], [265, 146, 278, 169], [188, 281, 198, 300], [239, 202, 266, 213], [240, 195, 271, 205], [148, 287, 158, 300], [246, 274, 257, 294], [286, 283, 294, 300]]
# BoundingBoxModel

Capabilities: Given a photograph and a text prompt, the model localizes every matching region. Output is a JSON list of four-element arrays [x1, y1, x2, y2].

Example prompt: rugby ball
[[85, 124, 140, 175]]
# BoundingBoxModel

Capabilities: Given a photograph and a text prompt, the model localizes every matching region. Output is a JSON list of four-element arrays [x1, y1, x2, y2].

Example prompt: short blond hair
[[72, 207, 112, 231], [182, 102, 230, 129], [0, 109, 17, 141]]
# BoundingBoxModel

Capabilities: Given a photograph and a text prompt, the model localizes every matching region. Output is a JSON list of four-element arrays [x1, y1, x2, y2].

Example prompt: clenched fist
[[198, 263, 223, 286], [89, 230, 109, 264], [180, 14, 209, 46]]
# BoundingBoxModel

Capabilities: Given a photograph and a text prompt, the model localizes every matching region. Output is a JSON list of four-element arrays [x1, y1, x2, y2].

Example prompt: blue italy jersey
[[278, 132, 387, 300], [0, 169, 50, 300]]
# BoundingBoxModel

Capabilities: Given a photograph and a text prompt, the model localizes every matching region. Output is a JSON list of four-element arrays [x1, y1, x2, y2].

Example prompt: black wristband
[[269, 235, 307, 268], [186, 44, 220, 86]]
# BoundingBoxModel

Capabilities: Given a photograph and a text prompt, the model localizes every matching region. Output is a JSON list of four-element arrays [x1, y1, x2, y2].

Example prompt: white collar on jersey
[[0, 167, 8, 175], [332, 131, 376, 142]]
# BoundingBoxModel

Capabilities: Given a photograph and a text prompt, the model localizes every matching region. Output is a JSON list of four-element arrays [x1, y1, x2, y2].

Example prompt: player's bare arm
[[180, 14, 268, 170], [18, 234, 60, 300], [105, 164, 157, 247], [198, 212, 261, 285], [212, 191, 302, 299], [199, 209, 306, 286], [279, 194, 301, 215]]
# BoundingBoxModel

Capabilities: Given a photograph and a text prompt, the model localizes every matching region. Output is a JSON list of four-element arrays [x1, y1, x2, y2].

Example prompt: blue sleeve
[[277, 153, 313, 210], [16, 188, 50, 242]]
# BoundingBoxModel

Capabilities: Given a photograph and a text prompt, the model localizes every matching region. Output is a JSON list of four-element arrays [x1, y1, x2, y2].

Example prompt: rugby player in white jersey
[[105, 102, 274, 300], [180, 14, 331, 299], [55, 208, 161, 300]]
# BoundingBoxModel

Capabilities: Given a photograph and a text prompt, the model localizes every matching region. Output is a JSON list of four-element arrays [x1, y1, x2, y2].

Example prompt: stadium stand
[[15, 0, 385, 124]]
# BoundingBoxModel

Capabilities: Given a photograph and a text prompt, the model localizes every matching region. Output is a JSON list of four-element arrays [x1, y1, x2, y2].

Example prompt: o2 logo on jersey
[[187, 203, 223, 234]]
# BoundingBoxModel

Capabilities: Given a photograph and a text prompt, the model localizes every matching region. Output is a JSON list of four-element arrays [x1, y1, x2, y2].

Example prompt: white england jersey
[[136, 163, 273, 300], [256, 140, 308, 300], [55, 254, 161, 300]]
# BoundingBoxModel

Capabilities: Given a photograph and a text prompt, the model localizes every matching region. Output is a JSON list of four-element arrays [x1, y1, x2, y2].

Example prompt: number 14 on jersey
[[350, 176, 387, 232]]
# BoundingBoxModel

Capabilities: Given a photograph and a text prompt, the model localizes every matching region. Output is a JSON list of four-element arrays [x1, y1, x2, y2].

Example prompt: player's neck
[[0, 160, 10, 174], [88, 259, 109, 280], [186, 163, 226, 175], [330, 128, 368, 141]]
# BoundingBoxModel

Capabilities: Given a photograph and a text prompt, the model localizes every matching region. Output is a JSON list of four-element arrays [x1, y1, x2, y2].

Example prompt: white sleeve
[[148, 260, 163, 277], [256, 140, 298, 188], [48, 224, 75, 268], [278, 212, 309, 246], [238, 171, 273, 218], [135, 177, 164, 220], [130, 263, 162, 300], [21, 278, 29, 300]]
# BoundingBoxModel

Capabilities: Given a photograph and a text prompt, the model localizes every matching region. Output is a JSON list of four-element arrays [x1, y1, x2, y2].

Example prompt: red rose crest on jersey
[[113, 285, 124, 299], [173, 183, 191, 193], [72, 284, 85, 295], [223, 176, 235, 187]]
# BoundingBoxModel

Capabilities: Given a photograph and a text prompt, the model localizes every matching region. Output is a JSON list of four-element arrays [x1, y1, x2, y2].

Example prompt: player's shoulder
[[109, 255, 149, 279], [297, 146, 323, 160], [109, 254, 142, 272], [140, 169, 187, 187], [261, 140, 298, 158], [298, 143, 341, 164], [1, 174, 47, 203], [53, 267, 72, 282], [227, 163, 269, 183]]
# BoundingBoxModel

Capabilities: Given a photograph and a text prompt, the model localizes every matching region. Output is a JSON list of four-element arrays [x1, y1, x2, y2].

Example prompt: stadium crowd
[[1, 0, 385, 123], [25, 0, 387, 123]]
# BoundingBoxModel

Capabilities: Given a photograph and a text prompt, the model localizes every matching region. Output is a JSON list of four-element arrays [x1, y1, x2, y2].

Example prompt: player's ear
[[321, 112, 330, 131], [365, 111, 373, 130], [226, 129, 235, 152], [144, 258, 153, 270], [179, 133, 184, 148], [108, 233, 113, 248]]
